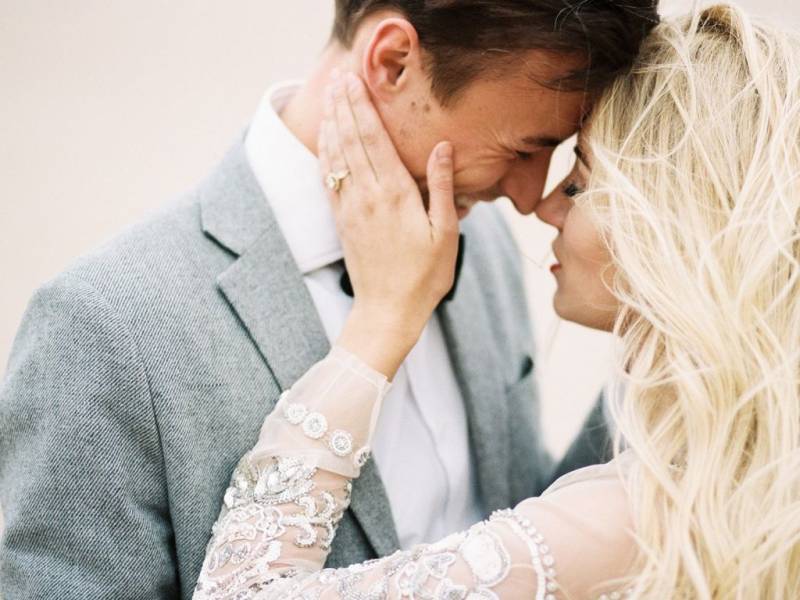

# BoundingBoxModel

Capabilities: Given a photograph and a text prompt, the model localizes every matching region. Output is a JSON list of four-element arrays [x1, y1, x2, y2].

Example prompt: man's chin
[[454, 194, 485, 219], [456, 205, 472, 220]]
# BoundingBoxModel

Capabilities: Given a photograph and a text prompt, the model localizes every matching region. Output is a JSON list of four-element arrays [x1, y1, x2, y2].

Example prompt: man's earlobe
[[362, 18, 420, 100]]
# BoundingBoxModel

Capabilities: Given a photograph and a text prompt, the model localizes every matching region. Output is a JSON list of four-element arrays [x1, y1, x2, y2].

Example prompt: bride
[[193, 4, 800, 598]]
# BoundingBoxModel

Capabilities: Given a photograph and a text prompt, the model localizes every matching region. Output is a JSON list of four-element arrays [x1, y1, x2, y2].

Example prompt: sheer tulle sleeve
[[194, 347, 636, 600]]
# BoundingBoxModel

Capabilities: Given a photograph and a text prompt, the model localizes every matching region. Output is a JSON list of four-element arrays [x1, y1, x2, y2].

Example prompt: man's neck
[[279, 45, 350, 157]]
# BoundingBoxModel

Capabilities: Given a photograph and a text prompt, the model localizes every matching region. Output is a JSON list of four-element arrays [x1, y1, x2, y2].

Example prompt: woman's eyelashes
[[563, 181, 583, 198], [515, 150, 534, 161]]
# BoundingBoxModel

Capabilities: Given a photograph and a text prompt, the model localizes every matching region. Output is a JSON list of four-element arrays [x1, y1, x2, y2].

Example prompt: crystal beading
[[280, 400, 360, 462], [490, 509, 559, 600], [597, 589, 633, 600], [224, 455, 317, 509], [353, 446, 371, 468], [301, 412, 328, 439], [217, 453, 348, 547], [283, 402, 308, 425], [328, 429, 354, 457], [459, 525, 511, 587]]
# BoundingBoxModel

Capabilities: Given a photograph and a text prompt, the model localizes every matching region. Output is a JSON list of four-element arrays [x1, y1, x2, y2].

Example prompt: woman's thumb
[[426, 141, 457, 231]]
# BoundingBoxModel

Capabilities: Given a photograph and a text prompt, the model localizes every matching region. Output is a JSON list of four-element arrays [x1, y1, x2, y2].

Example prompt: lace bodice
[[194, 348, 636, 600]]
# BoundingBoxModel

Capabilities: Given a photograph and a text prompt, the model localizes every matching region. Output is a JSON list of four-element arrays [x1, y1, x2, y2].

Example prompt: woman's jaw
[[543, 195, 618, 332]]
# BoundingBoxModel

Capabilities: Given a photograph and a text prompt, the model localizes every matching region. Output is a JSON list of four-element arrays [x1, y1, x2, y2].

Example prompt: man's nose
[[535, 188, 570, 231], [499, 152, 552, 215]]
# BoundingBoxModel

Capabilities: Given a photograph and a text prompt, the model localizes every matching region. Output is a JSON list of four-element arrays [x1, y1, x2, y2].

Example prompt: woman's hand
[[318, 71, 459, 378]]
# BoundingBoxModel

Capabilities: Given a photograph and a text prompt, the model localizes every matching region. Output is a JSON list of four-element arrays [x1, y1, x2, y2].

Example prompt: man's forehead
[[519, 89, 593, 146], [513, 108, 583, 147], [489, 77, 587, 120], [450, 64, 589, 146], [519, 101, 592, 148]]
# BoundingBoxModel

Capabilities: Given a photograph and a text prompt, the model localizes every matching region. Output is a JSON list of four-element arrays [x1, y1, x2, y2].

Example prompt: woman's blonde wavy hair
[[584, 3, 800, 597]]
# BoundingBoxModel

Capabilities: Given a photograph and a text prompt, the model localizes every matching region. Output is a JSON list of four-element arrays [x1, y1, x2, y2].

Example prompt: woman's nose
[[535, 189, 570, 231]]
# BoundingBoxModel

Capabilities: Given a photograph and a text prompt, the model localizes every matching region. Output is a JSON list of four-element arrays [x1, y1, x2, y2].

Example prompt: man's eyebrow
[[521, 135, 565, 148]]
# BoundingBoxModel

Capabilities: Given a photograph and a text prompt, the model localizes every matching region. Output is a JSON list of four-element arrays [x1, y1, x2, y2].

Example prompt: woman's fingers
[[331, 75, 374, 184], [426, 142, 458, 235], [320, 88, 353, 196], [343, 73, 410, 185], [322, 88, 348, 169], [317, 121, 341, 209], [323, 72, 424, 213]]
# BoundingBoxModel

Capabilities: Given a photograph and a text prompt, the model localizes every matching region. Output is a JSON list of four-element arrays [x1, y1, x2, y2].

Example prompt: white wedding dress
[[193, 348, 637, 600]]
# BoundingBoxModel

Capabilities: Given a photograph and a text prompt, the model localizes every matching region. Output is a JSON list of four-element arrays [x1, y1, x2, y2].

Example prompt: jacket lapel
[[200, 140, 399, 555], [438, 252, 512, 514], [200, 141, 329, 391]]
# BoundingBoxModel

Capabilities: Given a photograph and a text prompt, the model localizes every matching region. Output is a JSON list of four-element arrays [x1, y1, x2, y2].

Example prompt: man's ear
[[361, 18, 422, 102]]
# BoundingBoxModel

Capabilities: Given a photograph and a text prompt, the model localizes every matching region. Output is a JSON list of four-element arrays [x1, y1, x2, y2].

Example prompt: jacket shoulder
[[65, 194, 209, 288]]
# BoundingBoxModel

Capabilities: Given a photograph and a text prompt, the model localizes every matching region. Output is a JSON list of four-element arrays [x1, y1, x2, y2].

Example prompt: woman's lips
[[550, 245, 562, 274]]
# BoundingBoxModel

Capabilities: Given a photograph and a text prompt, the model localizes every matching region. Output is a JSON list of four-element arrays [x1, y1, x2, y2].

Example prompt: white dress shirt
[[244, 81, 483, 548]]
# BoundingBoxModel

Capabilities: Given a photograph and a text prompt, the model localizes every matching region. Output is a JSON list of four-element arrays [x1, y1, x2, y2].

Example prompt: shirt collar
[[244, 81, 343, 274]]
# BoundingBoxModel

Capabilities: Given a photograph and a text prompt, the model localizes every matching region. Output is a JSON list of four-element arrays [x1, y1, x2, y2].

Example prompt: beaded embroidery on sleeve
[[194, 347, 606, 600], [194, 347, 389, 599]]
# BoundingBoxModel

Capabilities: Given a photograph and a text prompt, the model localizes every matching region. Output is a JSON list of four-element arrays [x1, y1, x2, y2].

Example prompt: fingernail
[[438, 142, 453, 161], [331, 67, 341, 81]]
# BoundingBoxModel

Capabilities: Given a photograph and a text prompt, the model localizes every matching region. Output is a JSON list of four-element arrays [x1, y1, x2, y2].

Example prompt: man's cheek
[[462, 160, 511, 194], [452, 172, 497, 197]]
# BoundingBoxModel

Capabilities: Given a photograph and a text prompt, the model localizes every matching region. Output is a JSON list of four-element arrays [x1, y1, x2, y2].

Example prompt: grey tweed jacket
[[0, 138, 608, 599]]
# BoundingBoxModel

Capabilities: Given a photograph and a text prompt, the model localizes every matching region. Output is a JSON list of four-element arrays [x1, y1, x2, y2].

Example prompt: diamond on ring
[[325, 169, 350, 193]]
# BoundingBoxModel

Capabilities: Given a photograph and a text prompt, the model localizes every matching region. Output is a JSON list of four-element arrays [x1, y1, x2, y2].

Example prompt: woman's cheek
[[560, 207, 619, 326]]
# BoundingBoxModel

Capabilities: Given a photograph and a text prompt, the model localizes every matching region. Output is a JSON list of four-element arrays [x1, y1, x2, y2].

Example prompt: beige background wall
[[1, 1, 798, 540]]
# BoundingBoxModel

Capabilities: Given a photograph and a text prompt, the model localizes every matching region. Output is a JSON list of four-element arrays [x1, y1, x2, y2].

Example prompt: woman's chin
[[553, 293, 614, 332], [552, 292, 571, 322]]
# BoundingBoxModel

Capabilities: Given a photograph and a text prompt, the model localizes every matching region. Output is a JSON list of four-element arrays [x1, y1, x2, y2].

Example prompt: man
[[0, 1, 658, 598]]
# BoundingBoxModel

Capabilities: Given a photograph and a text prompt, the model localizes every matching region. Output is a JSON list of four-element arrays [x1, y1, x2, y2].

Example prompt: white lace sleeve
[[194, 348, 636, 600]]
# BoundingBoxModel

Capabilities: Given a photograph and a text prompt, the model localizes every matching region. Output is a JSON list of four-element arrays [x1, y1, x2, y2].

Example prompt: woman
[[194, 4, 800, 598]]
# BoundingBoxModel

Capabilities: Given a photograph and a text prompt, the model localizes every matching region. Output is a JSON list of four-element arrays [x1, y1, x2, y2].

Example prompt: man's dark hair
[[333, 0, 660, 105]]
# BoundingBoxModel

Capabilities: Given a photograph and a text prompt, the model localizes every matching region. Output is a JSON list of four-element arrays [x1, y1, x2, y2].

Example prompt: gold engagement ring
[[325, 169, 351, 193]]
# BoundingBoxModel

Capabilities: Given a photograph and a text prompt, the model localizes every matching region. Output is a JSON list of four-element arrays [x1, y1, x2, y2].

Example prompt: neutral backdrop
[[2, 1, 798, 541]]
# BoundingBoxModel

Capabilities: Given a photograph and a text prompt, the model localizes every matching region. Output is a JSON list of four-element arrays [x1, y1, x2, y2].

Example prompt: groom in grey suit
[[0, 1, 657, 598]]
